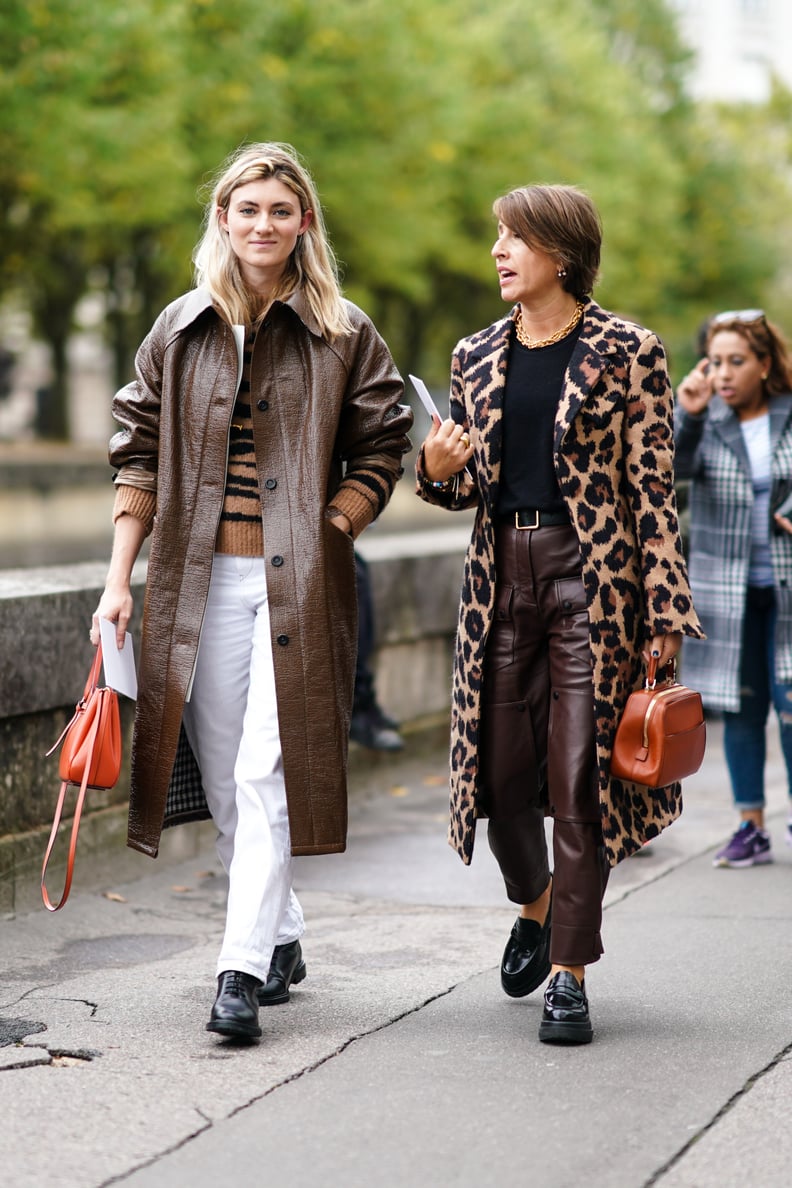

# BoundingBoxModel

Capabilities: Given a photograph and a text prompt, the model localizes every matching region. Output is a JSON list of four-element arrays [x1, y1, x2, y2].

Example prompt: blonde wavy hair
[[193, 142, 352, 337]]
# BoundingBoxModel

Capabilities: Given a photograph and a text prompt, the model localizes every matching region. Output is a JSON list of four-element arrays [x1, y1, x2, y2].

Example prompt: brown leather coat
[[110, 287, 412, 858]]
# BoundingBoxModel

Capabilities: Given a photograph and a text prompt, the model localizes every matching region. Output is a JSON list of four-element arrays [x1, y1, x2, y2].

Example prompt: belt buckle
[[515, 509, 539, 530]]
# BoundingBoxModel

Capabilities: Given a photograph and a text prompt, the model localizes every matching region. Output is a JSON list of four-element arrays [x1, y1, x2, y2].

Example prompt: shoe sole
[[501, 954, 551, 999], [258, 961, 307, 1006], [206, 1019, 262, 1040], [538, 1021, 593, 1045], [712, 852, 773, 868]]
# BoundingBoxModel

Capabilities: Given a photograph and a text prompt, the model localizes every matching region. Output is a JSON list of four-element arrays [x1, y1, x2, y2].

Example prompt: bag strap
[[45, 643, 104, 758], [41, 650, 104, 912]]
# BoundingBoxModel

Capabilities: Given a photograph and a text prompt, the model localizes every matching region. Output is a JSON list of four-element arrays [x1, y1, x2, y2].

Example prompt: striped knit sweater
[[215, 327, 263, 555]]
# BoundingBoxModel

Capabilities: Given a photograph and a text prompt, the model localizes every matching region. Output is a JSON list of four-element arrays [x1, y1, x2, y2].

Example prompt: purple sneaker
[[713, 821, 772, 868]]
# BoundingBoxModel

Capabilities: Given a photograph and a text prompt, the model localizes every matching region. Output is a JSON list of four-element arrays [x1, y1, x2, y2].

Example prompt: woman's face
[[219, 177, 312, 293], [707, 330, 768, 420], [491, 220, 563, 307]]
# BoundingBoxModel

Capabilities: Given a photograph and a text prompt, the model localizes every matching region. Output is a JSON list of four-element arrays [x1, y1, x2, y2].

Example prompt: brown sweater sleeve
[[112, 484, 157, 535]]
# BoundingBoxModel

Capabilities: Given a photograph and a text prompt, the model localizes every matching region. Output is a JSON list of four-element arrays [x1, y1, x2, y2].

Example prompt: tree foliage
[[1, 0, 790, 435]]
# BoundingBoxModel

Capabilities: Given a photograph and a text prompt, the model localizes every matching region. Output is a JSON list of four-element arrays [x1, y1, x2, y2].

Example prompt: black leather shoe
[[257, 940, 307, 1006], [350, 709, 404, 751], [206, 970, 262, 1039], [501, 898, 552, 998], [538, 971, 593, 1045]]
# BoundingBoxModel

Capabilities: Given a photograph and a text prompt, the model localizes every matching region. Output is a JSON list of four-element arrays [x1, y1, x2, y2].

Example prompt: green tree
[[1, 0, 791, 433]]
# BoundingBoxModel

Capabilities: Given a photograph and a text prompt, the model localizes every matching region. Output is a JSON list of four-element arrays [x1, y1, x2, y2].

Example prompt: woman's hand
[[676, 358, 712, 416], [91, 583, 134, 650], [422, 417, 475, 483], [89, 512, 147, 649], [643, 632, 683, 671], [328, 511, 353, 537]]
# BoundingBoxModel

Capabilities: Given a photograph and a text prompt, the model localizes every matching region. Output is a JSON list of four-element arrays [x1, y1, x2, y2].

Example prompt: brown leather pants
[[479, 522, 609, 966]]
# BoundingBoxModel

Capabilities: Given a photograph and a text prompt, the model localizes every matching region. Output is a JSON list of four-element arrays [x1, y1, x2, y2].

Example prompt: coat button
[[271, 555, 284, 567], [264, 478, 277, 490], [257, 399, 269, 411], [277, 634, 289, 646]]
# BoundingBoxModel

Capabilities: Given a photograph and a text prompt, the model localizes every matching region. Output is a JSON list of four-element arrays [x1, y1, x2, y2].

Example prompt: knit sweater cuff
[[113, 485, 157, 535], [327, 484, 377, 539]]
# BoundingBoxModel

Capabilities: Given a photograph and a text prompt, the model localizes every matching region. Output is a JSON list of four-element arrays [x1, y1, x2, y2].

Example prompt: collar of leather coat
[[166, 286, 323, 345]]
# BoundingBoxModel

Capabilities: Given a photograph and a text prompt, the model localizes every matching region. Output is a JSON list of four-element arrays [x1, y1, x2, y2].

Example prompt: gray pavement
[[1, 717, 791, 1187]]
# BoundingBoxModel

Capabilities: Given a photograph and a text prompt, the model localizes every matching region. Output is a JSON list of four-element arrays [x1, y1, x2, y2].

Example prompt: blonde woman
[[92, 143, 412, 1040]]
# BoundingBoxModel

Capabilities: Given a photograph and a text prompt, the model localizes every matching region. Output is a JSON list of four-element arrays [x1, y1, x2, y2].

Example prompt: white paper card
[[99, 617, 138, 700], [408, 374, 442, 424]]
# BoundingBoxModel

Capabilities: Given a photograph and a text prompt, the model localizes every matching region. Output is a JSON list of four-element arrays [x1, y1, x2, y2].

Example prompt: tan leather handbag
[[610, 654, 705, 788], [41, 643, 122, 911]]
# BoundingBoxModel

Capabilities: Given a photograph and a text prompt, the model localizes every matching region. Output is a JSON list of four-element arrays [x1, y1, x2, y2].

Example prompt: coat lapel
[[463, 313, 513, 511], [554, 302, 620, 454], [708, 398, 751, 476]]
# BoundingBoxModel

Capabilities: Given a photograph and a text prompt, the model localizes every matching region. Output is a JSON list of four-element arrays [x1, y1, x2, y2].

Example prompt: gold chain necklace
[[514, 301, 585, 349]]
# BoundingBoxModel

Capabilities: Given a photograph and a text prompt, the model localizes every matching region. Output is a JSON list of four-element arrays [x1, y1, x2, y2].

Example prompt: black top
[[497, 322, 582, 517]]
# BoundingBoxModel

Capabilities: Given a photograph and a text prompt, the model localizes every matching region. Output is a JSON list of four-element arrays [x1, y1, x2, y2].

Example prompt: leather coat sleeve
[[329, 314, 413, 536], [108, 308, 168, 488]]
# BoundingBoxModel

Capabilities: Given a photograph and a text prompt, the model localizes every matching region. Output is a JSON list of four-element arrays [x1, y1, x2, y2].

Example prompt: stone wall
[[0, 534, 467, 913]]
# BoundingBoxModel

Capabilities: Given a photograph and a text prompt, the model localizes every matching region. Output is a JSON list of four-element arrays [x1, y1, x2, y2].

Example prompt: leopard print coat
[[417, 301, 704, 868]]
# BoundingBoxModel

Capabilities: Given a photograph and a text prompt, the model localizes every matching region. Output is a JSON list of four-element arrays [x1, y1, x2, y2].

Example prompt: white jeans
[[182, 554, 304, 981]]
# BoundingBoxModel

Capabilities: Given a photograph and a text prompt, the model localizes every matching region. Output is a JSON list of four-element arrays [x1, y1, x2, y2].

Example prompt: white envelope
[[408, 374, 442, 424], [99, 617, 138, 700]]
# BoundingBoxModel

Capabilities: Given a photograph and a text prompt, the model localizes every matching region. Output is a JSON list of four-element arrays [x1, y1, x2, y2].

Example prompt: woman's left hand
[[774, 511, 792, 536], [329, 512, 353, 537], [643, 632, 683, 670]]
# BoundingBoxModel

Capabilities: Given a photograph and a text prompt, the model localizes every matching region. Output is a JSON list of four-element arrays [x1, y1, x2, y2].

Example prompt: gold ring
[[460, 433, 470, 448]]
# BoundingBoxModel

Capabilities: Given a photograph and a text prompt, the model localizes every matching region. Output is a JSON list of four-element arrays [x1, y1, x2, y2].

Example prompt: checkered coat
[[674, 393, 792, 711], [417, 301, 704, 868]]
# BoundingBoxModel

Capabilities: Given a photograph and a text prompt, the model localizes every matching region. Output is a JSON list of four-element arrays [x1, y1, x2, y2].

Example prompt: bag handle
[[645, 654, 676, 690], [41, 644, 104, 912], [45, 643, 104, 758]]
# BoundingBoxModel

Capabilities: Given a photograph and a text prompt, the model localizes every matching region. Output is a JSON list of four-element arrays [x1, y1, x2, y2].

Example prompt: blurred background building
[[670, 0, 792, 101]]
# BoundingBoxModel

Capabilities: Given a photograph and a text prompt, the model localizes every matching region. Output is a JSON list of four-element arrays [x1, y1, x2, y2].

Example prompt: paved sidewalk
[[1, 718, 790, 1187]]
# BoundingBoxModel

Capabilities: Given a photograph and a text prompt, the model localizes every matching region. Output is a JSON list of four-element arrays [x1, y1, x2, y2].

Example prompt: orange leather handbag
[[41, 643, 122, 911], [610, 654, 706, 788]]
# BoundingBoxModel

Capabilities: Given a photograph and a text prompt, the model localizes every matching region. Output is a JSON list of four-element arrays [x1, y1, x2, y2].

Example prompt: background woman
[[91, 142, 412, 1040], [417, 184, 702, 1045], [676, 310, 792, 867]]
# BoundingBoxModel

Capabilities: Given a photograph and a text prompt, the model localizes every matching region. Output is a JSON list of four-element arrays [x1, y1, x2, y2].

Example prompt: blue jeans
[[722, 585, 792, 810]]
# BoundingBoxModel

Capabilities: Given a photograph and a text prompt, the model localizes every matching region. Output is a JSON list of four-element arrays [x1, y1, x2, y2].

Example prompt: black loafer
[[538, 971, 593, 1045], [257, 940, 307, 1006], [501, 897, 552, 998], [206, 970, 262, 1040]]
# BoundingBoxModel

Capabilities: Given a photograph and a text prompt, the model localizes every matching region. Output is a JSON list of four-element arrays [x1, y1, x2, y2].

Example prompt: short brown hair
[[493, 184, 602, 299]]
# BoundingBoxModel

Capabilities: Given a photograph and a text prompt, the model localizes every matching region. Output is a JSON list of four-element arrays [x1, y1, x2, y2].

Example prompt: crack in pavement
[[94, 971, 481, 1185], [642, 1037, 792, 1186]]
